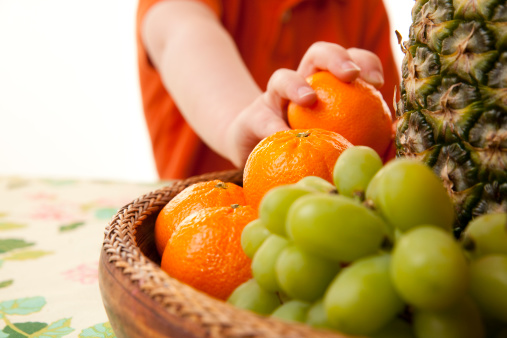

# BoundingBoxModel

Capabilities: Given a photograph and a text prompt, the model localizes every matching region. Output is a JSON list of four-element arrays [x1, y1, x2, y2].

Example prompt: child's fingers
[[297, 41, 361, 83], [248, 104, 290, 140], [226, 99, 290, 167], [346, 48, 385, 88], [265, 68, 316, 110]]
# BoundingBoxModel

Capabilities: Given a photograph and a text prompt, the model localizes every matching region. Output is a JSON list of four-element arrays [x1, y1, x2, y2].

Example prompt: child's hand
[[225, 42, 385, 168], [298, 41, 385, 88]]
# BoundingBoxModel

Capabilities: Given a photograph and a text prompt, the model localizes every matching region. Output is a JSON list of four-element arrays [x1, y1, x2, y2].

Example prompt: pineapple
[[396, 0, 507, 235]]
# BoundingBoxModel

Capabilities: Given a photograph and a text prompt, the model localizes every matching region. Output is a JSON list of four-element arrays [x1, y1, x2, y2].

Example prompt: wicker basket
[[98, 170, 351, 338]]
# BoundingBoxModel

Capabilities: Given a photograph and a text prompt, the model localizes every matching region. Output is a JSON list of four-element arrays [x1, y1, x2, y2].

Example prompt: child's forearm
[[142, 1, 261, 158]]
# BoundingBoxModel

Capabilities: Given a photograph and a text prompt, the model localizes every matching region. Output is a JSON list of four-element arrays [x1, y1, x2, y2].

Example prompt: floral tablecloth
[[0, 177, 167, 338]]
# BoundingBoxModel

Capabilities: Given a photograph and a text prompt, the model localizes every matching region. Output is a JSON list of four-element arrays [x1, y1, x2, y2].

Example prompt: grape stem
[[275, 292, 285, 305], [363, 199, 376, 210]]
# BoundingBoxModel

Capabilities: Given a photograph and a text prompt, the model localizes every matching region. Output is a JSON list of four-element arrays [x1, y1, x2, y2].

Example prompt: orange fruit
[[243, 128, 352, 210], [287, 71, 393, 158], [161, 204, 256, 300], [154, 180, 246, 257]]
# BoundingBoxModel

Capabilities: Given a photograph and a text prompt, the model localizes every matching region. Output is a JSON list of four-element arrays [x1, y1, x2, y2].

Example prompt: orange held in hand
[[154, 180, 246, 257], [288, 71, 393, 158], [161, 204, 256, 300], [243, 128, 352, 210]]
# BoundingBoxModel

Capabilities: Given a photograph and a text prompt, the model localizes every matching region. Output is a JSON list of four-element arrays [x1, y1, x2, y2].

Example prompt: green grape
[[365, 159, 454, 233], [370, 318, 415, 338], [286, 194, 387, 262], [333, 145, 383, 200], [394, 228, 404, 243], [413, 297, 485, 338], [259, 184, 314, 237], [461, 213, 507, 258], [227, 279, 281, 315], [306, 299, 335, 330], [275, 245, 340, 302], [390, 226, 469, 310], [241, 219, 271, 258], [296, 175, 337, 194], [251, 234, 290, 292], [324, 254, 405, 336], [271, 300, 311, 323], [469, 255, 507, 323]]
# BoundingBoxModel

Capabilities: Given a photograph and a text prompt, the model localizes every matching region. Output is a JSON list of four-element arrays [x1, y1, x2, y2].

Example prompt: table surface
[[0, 176, 168, 338]]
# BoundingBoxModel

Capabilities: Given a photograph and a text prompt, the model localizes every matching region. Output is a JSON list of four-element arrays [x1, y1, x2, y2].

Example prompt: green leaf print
[[0, 240, 34, 254], [41, 179, 76, 186], [32, 318, 74, 337], [79, 322, 115, 338], [0, 280, 13, 289], [58, 222, 85, 233], [1, 322, 47, 338], [94, 208, 118, 220], [0, 223, 26, 231], [4, 250, 52, 261], [0, 297, 46, 315], [0, 298, 73, 337]]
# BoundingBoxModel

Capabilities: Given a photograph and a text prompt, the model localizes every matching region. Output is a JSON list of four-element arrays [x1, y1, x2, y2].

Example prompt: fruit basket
[[98, 169, 349, 338]]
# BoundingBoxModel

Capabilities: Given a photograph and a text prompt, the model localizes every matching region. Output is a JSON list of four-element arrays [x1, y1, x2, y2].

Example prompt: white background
[[0, 0, 413, 183]]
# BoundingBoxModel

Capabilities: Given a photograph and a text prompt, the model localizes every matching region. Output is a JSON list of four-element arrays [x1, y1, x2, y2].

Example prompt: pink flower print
[[62, 262, 99, 285], [26, 192, 57, 201], [30, 203, 78, 222]]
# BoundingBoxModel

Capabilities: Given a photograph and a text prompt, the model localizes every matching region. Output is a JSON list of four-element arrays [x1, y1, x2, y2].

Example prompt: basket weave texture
[[100, 170, 348, 338]]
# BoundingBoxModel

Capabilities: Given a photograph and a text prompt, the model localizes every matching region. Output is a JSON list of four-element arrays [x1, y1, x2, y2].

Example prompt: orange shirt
[[136, 0, 400, 180]]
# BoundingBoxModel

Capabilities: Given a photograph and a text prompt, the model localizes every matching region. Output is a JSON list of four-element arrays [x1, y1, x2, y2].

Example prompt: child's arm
[[141, 0, 385, 167]]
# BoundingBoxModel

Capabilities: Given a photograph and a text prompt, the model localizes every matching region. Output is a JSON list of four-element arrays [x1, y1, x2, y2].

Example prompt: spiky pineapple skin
[[396, 0, 507, 236]]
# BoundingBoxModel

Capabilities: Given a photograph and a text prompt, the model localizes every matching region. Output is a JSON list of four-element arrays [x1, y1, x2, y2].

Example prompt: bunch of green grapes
[[228, 146, 507, 338]]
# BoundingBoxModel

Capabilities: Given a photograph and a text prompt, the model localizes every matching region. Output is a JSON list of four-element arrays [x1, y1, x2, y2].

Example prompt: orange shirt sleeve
[[138, 0, 222, 22], [136, 0, 239, 180]]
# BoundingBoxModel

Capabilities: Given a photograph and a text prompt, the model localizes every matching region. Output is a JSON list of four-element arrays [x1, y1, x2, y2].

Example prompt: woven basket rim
[[100, 169, 345, 338]]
